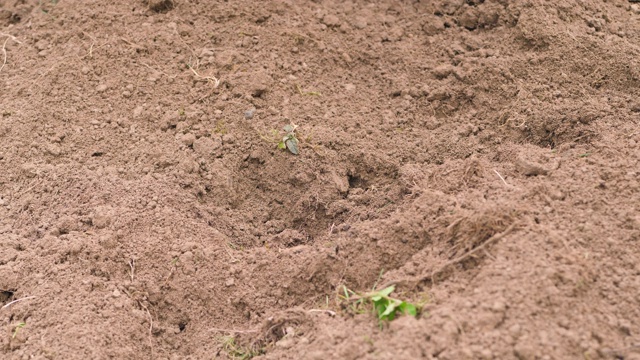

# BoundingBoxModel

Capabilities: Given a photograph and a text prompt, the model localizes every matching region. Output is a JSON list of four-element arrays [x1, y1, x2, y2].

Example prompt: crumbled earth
[[1, 0, 639, 359]]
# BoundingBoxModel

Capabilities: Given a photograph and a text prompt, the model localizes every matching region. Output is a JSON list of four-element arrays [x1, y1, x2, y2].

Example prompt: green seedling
[[219, 335, 261, 360], [213, 119, 228, 135], [278, 124, 299, 155], [340, 285, 420, 322], [295, 84, 322, 96], [12, 322, 26, 339]]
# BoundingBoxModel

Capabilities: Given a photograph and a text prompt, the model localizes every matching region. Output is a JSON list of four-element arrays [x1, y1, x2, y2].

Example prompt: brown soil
[[1, 0, 640, 359]]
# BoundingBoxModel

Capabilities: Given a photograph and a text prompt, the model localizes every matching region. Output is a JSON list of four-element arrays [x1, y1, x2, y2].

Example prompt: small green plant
[[340, 285, 419, 322], [219, 335, 261, 360], [277, 124, 299, 155], [12, 322, 26, 339], [295, 84, 322, 96], [213, 119, 228, 135]]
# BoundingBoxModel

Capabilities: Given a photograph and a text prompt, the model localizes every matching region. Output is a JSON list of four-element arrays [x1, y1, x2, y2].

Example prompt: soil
[[1, 0, 640, 359]]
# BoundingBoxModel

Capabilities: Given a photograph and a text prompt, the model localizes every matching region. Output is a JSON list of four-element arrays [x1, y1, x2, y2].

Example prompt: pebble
[[35, 39, 48, 51], [222, 133, 235, 144], [322, 14, 341, 27], [93, 209, 112, 229], [225, 278, 235, 287], [244, 107, 256, 119], [275, 336, 295, 349], [432, 64, 455, 79], [193, 136, 220, 156], [352, 17, 368, 29], [515, 158, 548, 176], [181, 133, 196, 146], [45, 144, 61, 156], [96, 84, 108, 93]]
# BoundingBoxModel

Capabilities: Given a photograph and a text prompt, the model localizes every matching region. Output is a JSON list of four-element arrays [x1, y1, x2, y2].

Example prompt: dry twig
[[493, 169, 509, 187], [431, 221, 518, 282], [2, 296, 37, 310]]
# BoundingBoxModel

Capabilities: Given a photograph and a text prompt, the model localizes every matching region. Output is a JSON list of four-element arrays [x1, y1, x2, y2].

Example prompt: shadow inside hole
[[1, 289, 15, 305], [348, 173, 368, 189]]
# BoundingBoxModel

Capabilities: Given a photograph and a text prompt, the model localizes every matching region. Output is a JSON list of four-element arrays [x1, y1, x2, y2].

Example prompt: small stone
[[193, 136, 220, 156], [509, 323, 522, 337], [459, 7, 479, 29], [35, 39, 48, 51], [344, 83, 356, 92], [93, 209, 112, 229], [275, 336, 295, 349], [432, 64, 455, 79], [548, 189, 565, 201], [96, 84, 108, 93], [225, 278, 235, 287], [515, 158, 548, 176], [244, 107, 256, 119], [423, 17, 445, 36], [222, 133, 235, 144], [181, 133, 196, 146], [514, 339, 537, 360], [491, 300, 506, 312], [122, 91, 132, 98], [81, 66, 91, 75], [352, 16, 367, 29], [113, 289, 121, 298], [57, 216, 79, 234], [322, 14, 341, 27], [45, 144, 61, 156]]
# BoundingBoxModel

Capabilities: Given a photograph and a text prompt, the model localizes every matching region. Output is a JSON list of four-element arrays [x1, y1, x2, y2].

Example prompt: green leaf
[[399, 302, 418, 317], [381, 302, 398, 318], [277, 141, 286, 149], [285, 138, 299, 155], [371, 295, 382, 302], [377, 286, 395, 297], [343, 286, 350, 300]]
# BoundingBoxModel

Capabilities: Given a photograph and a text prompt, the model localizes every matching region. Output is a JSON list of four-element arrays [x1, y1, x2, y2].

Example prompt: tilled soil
[[1, 0, 640, 359]]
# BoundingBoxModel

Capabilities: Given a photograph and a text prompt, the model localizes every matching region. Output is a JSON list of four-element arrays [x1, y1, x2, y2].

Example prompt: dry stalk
[[493, 169, 509, 186], [431, 221, 518, 282], [1, 296, 37, 310], [188, 64, 220, 88], [0, 34, 22, 74]]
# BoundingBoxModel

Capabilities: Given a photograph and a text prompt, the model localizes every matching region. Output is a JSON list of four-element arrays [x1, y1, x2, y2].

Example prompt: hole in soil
[[147, 0, 174, 13], [0, 289, 15, 305], [203, 156, 400, 249], [348, 174, 368, 189], [251, 89, 266, 98], [178, 322, 187, 332]]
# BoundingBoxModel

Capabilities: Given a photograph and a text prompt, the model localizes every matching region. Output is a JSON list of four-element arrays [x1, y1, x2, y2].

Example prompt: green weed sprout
[[219, 335, 261, 360], [12, 322, 26, 339], [340, 285, 419, 322], [278, 124, 299, 155]]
